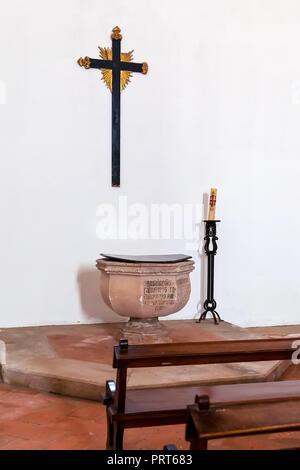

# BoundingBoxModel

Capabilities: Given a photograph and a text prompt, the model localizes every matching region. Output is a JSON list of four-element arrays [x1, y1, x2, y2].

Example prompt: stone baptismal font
[[97, 254, 195, 343]]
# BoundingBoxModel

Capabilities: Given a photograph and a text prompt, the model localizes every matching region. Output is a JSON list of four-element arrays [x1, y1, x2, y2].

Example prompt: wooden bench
[[102, 337, 300, 450], [185, 394, 300, 450]]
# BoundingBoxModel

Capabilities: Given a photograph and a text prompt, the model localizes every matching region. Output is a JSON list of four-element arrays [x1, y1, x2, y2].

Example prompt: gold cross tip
[[111, 26, 122, 40], [142, 63, 148, 74], [77, 56, 91, 69]]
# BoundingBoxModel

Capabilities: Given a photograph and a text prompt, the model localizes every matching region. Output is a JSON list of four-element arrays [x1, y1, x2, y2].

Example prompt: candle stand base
[[197, 301, 221, 325]]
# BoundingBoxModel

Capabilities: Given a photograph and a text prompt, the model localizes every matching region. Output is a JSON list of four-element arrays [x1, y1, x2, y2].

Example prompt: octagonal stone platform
[[0, 320, 294, 401]]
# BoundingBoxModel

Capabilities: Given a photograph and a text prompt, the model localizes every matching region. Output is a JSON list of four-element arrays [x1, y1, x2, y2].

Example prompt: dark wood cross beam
[[78, 26, 148, 187]]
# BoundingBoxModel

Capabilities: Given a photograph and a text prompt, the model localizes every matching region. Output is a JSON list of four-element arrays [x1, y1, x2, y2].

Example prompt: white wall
[[1, 0, 300, 328]]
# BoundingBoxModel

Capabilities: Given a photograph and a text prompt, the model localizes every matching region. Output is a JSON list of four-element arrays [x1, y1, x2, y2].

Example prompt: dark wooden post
[[113, 338, 128, 450]]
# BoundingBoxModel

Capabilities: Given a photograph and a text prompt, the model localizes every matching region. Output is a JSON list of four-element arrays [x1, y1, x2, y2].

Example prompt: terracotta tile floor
[[0, 364, 300, 450]]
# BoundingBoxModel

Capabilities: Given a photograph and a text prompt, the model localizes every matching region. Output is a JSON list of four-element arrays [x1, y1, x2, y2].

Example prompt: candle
[[208, 188, 217, 220]]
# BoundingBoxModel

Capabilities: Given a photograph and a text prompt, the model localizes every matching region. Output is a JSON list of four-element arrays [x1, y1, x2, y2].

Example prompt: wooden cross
[[78, 27, 148, 187]]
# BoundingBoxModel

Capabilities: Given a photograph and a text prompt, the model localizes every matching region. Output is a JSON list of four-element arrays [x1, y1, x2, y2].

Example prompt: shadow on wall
[[195, 192, 209, 320], [77, 266, 125, 323]]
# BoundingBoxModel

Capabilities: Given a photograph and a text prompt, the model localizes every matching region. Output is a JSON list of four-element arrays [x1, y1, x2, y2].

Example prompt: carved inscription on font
[[143, 279, 177, 310]]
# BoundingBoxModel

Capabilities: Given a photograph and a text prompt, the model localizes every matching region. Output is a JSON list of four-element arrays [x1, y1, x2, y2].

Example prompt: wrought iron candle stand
[[197, 220, 222, 325]]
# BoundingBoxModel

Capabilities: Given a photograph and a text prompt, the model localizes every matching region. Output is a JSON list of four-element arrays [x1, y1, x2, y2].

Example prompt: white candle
[[208, 188, 217, 220]]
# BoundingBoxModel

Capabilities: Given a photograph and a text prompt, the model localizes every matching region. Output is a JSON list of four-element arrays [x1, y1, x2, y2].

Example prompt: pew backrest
[[107, 337, 300, 413]]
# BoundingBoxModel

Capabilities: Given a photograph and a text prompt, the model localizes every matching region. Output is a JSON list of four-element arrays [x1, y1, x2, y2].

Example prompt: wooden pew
[[185, 394, 300, 450], [102, 337, 300, 450]]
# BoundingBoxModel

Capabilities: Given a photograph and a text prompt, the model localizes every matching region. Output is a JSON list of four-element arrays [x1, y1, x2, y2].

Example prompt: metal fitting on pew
[[101, 380, 116, 405], [119, 338, 128, 353], [195, 394, 210, 412]]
